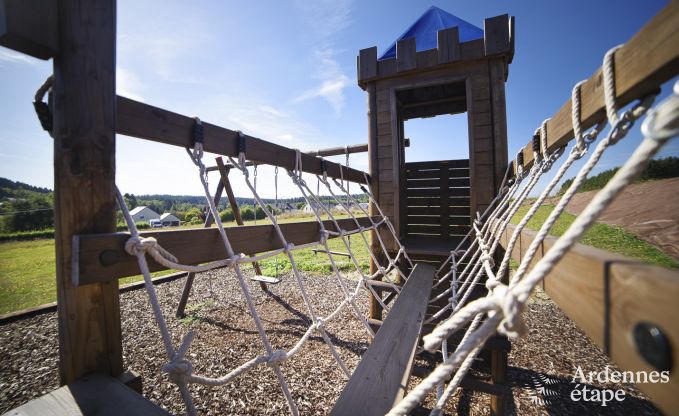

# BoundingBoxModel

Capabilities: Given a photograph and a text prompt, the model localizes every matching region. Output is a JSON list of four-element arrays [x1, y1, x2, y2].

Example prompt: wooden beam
[[5, 373, 170, 415], [437, 27, 460, 64], [52, 0, 122, 385], [75, 217, 376, 285], [0, 0, 58, 59], [307, 143, 368, 157], [331, 263, 435, 416], [499, 223, 679, 415], [513, 2, 679, 173], [483, 14, 511, 56], [115, 96, 369, 184], [358, 46, 378, 81], [396, 37, 417, 72]]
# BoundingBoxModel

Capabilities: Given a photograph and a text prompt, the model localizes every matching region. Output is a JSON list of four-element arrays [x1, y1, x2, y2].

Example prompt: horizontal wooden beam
[[307, 143, 368, 157], [115, 96, 369, 184], [0, 0, 58, 59], [513, 2, 679, 173], [75, 217, 375, 285], [499, 223, 679, 415]]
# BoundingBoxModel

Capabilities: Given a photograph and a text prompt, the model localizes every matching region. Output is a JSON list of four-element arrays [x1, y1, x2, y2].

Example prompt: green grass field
[[0, 214, 370, 315], [510, 205, 677, 269], [1, 206, 676, 315]]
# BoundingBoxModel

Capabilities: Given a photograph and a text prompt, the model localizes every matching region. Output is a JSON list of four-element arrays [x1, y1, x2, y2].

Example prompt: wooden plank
[[52, 0, 122, 385], [0, 0, 58, 59], [406, 178, 470, 188], [405, 159, 470, 170], [116, 96, 368, 184], [406, 225, 443, 235], [406, 206, 469, 216], [396, 37, 417, 72], [515, 2, 679, 172], [406, 216, 442, 225], [437, 26, 460, 64], [500, 223, 679, 415], [359, 46, 378, 81], [406, 188, 469, 198], [3, 373, 170, 415], [483, 14, 510, 56], [75, 217, 375, 284], [331, 264, 435, 416]]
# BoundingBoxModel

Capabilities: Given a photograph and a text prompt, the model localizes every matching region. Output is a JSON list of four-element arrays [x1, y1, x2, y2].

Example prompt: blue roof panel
[[380, 6, 483, 60]]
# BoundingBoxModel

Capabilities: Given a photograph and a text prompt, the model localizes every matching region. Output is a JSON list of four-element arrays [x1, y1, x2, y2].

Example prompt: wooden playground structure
[[1, 1, 679, 415]]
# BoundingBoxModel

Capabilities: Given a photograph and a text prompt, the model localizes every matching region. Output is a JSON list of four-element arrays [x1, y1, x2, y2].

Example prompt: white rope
[[388, 49, 676, 415]]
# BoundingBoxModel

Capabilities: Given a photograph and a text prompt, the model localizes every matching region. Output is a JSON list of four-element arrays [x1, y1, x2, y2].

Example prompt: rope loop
[[491, 285, 527, 339], [603, 44, 624, 124]]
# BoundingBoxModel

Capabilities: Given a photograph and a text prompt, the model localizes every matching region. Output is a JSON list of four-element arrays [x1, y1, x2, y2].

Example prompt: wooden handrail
[[115, 96, 370, 184], [499, 223, 679, 415]]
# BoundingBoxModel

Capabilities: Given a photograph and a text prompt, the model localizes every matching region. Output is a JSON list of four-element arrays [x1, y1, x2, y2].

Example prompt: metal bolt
[[633, 322, 672, 372], [99, 249, 120, 266]]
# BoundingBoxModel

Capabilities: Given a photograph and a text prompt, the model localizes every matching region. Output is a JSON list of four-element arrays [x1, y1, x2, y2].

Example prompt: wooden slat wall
[[404, 159, 471, 239]]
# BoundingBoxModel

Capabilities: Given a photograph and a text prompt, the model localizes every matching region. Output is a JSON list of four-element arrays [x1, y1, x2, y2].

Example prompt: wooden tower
[[359, 7, 514, 264]]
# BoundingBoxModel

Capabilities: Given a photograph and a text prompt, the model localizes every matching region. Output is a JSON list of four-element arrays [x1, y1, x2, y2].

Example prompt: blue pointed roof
[[380, 6, 483, 60]]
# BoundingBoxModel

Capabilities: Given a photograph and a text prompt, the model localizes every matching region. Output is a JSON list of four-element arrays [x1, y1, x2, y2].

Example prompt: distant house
[[160, 213, 181, 227], [129, 206, 160, 223], [302, 202, 332, 214]]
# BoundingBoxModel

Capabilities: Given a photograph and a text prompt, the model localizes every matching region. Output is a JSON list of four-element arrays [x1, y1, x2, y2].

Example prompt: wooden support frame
[[512, 1, 679, 173], [74, 217, 376, 285], [51, 0, 123, 386], [116, 96, 369, 184], [0, 0, 58, 59], [499, 223, 679, 415]]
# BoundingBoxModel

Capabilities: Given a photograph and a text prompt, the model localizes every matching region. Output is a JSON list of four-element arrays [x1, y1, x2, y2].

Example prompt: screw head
[[99, 249, 120, 266], [633, 322, 672, 372]]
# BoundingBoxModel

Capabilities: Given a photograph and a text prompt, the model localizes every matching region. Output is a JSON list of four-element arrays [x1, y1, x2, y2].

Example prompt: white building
[[160, 213, 181, 227], [302, 202, 332, 214], [129, 206, 160, 223]]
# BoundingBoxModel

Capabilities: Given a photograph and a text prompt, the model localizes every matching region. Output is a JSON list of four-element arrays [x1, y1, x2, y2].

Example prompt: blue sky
[[1, 0, 677, 199]]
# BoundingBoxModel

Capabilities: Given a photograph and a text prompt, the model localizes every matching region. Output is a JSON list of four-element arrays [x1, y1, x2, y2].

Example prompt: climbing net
[[116, 127, 413, 414], [387, 46, 679, 415]]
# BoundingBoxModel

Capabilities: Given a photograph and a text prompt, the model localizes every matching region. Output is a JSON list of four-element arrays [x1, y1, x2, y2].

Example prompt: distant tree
[[123, 193, 138, 209]]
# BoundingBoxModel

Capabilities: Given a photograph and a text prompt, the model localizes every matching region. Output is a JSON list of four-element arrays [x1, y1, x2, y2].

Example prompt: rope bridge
[[116, 128, 413, 415], [387, 46, 679, 415], [113, 43, 677, 416]]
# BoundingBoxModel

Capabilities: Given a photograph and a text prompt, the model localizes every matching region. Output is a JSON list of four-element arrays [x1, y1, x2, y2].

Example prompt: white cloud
[[116, 67, 145, 102], [294, 0, 353, 39], [0, 49, 38, 66], [292, 48, 351, 116]]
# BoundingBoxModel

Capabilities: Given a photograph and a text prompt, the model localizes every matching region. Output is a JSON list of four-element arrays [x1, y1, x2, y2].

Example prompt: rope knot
[[161, 357, 193, 385], [229, 253, 244, 265], [285, 242, 295, 253], [479, 253, 495, 268], [267, 349, 288, 367], [319, 230, 330, 245], [378, 266, 387, 275], [314, 317, 326, 330], [489, 285, 526, 339]]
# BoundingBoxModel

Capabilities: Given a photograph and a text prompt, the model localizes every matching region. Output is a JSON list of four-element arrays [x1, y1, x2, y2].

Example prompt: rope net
[[116, 139, 413, 415]]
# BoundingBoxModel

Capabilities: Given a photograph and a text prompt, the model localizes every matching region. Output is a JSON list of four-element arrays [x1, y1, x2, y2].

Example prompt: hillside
[[556, 156, 679, 195]]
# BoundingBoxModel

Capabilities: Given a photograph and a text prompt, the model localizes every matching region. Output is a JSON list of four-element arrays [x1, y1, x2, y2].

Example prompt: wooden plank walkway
[[3, 373, 169, 416], [331, 263, 435, 416]]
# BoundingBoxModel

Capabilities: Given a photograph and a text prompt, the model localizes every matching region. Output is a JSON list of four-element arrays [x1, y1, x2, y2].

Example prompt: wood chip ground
[[0, 271, 661, 415]]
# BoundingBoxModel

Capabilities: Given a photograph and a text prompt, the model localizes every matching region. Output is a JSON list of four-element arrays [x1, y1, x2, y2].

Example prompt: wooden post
[[52, 0, 122, 384], [367, 81, 383, 322], [215, 157, 267, 290], [176, 181, 225, 318], [490, 349, 508, 416]]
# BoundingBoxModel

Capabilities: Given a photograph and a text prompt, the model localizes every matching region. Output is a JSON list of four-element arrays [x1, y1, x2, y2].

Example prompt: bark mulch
[[0, 272, 662, 415]]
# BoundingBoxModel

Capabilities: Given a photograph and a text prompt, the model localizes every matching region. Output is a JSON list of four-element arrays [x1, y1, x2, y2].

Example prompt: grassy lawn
[[511, 205, 678, 269], [0, 213, 370, 314]]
